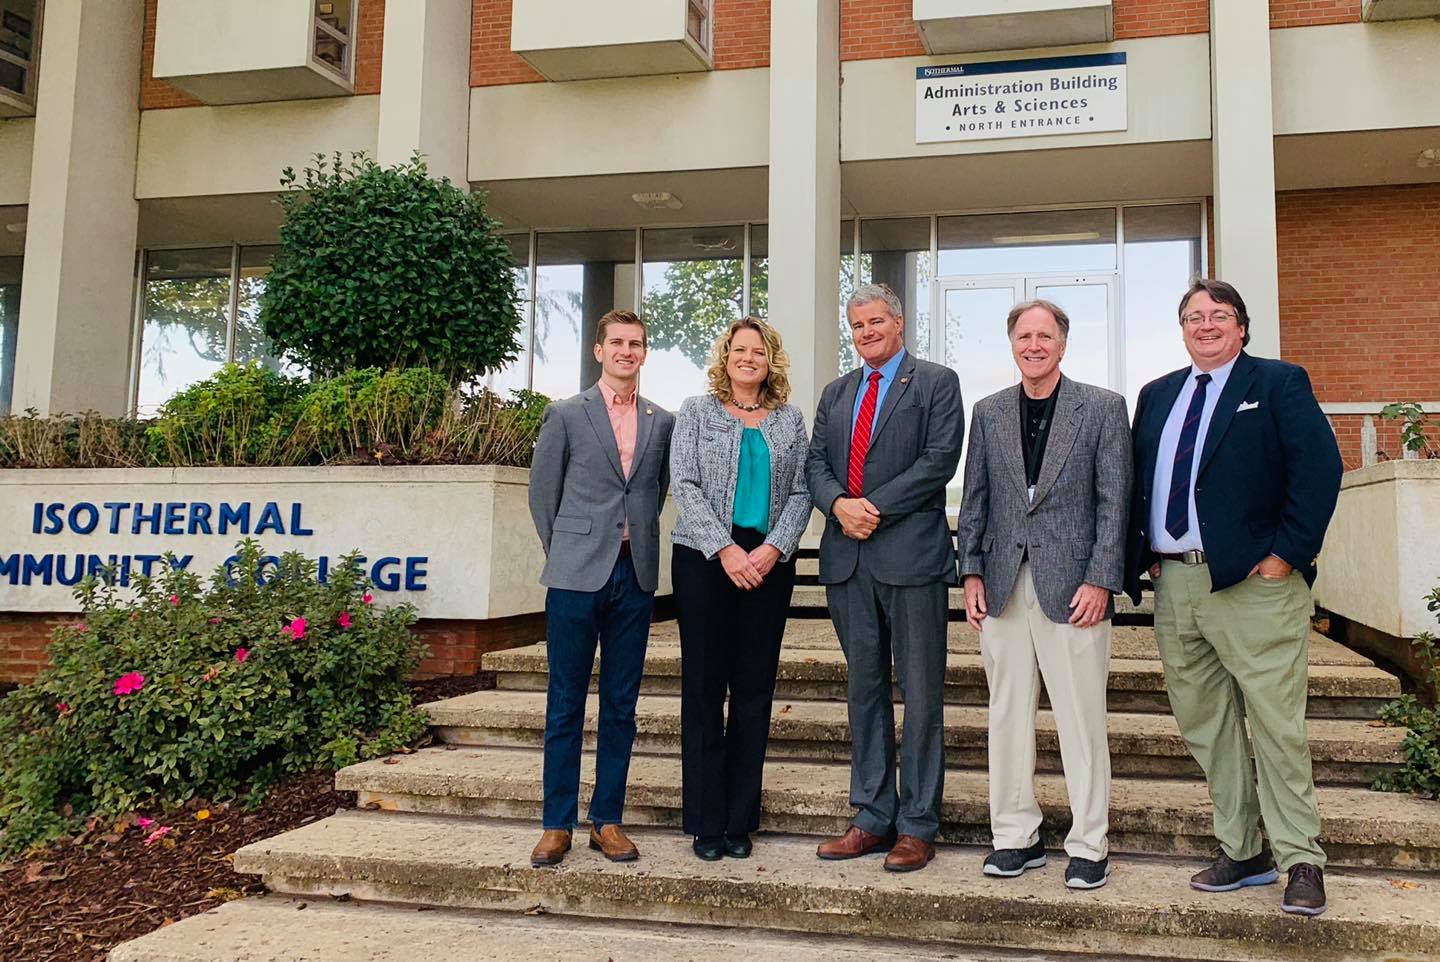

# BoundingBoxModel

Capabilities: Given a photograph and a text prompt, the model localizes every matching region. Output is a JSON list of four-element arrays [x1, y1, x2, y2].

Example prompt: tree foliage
[[260, 153, 522, 382], [643, 259, 767, 366]]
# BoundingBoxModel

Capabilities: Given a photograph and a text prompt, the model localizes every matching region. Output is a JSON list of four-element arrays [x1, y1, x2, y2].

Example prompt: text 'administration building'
[[0, 2, 1438, 460]]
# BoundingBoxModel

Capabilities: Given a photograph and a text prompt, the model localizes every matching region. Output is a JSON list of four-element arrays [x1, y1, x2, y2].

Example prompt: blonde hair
[[706, 316, 791, 409]]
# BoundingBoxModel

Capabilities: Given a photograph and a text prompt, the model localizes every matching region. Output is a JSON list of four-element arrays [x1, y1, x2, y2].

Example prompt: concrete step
[[482, 644, 1401, 720], [335, 746, 1440, 870], [108, 895, 1033, 962], [423, 690, 1403, 786], [788, 583, 1157, 617], [651, 618, 1375, 665], [234, 811, 1440, 962]]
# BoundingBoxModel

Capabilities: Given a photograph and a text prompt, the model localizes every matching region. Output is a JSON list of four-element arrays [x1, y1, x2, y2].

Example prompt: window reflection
[[485, 234, 532, 398], [534, 230, 635, 402], [0, 0, 39, 101], [642, 225, 744, 411], [136, 248, 233, 414], [1122, 204, 1201, 411], [234, 245, 304, 378], [313, 0, 353, 78], [860, 218, 931, 362], [939, 209, 1116, 277], [0, 255, 19, 414]]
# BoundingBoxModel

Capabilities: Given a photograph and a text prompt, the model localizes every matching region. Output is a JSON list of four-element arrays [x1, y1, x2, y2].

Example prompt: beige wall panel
[[152, 0, 313, 77], [1272, 21, 1440, 136], [135, 96, 380, 199], [468, 68, 768, 182], [840, 34, 1209, 163], [510, 0, 685, 51], [0, 118, 33, 206]]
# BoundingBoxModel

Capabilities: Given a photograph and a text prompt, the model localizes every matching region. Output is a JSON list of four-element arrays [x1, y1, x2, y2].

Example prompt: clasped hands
[[718, 542, 782, 590], [832, 496, 880, 541], [964, 575, 1110, 630]]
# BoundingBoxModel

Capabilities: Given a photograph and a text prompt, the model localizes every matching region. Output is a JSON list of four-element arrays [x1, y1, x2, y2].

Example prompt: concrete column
[[376, 0, 472, 185], [767, 0, 841, 417], [11, 0, 142, 416], [1209, 0, 1281, 358]]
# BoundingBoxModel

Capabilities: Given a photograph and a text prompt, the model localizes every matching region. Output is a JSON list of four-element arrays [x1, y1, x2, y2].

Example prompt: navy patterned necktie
[[1165, 372, 1213, 540]]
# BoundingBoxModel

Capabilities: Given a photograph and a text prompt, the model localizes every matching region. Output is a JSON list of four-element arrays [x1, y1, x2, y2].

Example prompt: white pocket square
[[1237, 401, 1260, 412]]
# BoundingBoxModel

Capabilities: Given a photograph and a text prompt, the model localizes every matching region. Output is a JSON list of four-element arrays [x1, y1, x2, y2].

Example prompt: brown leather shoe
[[883, 835, 936, 873], [816, 825, 897, 860], [530, 829, 571, 867], [589, 823, 640, 862]]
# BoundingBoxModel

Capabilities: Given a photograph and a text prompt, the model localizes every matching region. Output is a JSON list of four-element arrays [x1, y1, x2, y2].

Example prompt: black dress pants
[[673, 525, 796, 838]]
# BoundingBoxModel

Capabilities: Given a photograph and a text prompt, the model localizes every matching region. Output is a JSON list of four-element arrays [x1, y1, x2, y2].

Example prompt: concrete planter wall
[[1315, 460, 1440, 640], [0, 466, 674, 620]]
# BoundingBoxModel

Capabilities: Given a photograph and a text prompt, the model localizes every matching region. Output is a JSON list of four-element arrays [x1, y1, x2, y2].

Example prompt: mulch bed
[[0, 672, 495, 962]]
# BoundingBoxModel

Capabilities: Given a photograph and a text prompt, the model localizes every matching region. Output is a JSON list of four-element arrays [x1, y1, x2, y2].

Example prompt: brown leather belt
[[1158, 550, 1207, 565]]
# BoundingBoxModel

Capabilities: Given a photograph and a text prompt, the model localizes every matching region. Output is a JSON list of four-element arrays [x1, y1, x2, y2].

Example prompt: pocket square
[[1237, 401, 1260, 412]]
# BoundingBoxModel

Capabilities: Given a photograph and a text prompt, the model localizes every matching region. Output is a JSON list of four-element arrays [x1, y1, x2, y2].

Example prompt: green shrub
[[146, 362, 310, 466], [0, 541, 429, 856], [260, 152, 522, 382], [286, 367, 450, 463], [1374, 584, 1440, 799], [0, 410, 152, 468]]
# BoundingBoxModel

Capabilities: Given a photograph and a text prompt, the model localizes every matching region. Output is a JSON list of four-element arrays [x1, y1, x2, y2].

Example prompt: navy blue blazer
[[1124, 351, 1341, 603]]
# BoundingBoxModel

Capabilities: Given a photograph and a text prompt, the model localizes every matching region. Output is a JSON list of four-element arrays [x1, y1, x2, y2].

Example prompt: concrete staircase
[[113, 565, 1440, 962]]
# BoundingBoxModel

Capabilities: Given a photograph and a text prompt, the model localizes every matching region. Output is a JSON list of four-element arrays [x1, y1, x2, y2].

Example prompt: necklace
[[730, 397, 764, 413]]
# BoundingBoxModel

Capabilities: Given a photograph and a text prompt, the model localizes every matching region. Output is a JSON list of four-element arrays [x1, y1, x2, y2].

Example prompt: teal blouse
[[732, 428, 771, 535]]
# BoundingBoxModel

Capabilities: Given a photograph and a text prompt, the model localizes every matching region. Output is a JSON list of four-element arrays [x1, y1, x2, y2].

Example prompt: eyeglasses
[[1181, 311, 1237, 327]]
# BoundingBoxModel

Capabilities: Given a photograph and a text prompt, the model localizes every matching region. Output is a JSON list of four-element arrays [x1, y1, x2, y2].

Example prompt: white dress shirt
[[1149, 354, 1239, 554]]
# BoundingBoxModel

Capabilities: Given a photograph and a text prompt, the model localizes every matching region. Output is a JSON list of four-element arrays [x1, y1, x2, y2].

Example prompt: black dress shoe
[[1281, 863, 1327, 916], [693, 835, 725, 861], [724, 833, 752, 858]]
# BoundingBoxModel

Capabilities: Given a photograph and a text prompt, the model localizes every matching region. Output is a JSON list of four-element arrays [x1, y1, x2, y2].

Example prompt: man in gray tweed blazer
[[806, 283, 964, 873], [957, 299, 1132, 890]]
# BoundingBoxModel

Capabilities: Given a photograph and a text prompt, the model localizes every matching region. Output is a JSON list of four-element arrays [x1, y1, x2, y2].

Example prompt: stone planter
[[0, 465, 675, 620]]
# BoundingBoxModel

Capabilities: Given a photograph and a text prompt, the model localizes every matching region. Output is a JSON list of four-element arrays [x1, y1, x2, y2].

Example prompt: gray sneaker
[[983, 840, 1047, 877], [1065, 856, 1111, 890], [1190, 849, 1279, 892]]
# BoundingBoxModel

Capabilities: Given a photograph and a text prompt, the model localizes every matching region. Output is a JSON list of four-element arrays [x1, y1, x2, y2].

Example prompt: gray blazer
[[806, 353, 964, 587], [956, 375, 1132, 624], [528, 385, 675, 593], [669, 394, 811, 561]]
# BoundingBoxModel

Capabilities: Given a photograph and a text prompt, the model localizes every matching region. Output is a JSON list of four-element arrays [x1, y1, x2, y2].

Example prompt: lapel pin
[[900, 377, 910, 384], [645, 406, 653, 416]]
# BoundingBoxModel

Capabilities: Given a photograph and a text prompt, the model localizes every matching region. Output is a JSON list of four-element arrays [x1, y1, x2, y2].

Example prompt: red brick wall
[[1270, 0, 1362, 28], [840, 0, 926, 62], [1276, 183, 1440, 467], [471, 0, 544, 86], [713, 0, 771, 69], [1329, 415, 1415, 472], [141, 0, 385, 109], [0, 614, 67, 687], [1114, 0, 1210, 39]]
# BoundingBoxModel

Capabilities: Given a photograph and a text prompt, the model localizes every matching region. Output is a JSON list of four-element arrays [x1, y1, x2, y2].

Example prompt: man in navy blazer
[[1125, 279, 1341, 917]]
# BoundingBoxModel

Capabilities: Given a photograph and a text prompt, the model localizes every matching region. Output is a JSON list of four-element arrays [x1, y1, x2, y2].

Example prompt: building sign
[[916, 53, 1127, 144]]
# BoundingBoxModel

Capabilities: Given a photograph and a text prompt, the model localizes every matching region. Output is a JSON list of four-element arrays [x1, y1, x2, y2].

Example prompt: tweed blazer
[[669, 394, 812, 562], [956, 375, 1133, 624]]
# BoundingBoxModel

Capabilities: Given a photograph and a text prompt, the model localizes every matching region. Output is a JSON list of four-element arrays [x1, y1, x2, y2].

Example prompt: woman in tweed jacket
[[669, 316, 811, 861]]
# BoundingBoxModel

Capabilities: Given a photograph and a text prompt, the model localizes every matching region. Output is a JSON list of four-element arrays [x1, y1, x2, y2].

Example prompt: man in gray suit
[[806, 282, 964, 873], [957, 299, 1132, 890], [527, 309, 675, 868]]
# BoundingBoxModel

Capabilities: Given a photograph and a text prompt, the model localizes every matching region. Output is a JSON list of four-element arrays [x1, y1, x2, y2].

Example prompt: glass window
[[313, 0, 354, 78], [484, 234, 532, 397], [233, 245, 305, 378], [859, 217, 932, 362], [642, 225, 744, 411], [534, 230, 636, 402], [1122, 204, 1201, 412], [0, 255, 19, 414], [137, 249, 236, 414], [938, 208, 1117, 277], [687, 0, 710, 50], [0, 0, 40, 104]]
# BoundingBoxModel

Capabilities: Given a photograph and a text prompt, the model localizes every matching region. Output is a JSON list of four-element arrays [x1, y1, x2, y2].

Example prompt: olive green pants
[[1152, 560, 1326, 870]]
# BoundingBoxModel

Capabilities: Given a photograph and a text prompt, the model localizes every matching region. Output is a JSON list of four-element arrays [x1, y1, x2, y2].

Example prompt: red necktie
[[847, 371, 883, 497]]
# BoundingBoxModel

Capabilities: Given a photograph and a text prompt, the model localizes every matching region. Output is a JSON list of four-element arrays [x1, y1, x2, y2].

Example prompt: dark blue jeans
[[542, 551, 653, 830]]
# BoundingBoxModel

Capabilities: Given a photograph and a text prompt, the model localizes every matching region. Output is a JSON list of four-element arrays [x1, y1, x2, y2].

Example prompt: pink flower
[[202, 667, 220, 683], [72, 623, 88, 633], [142, 825, 172, 846], [362, 592, 373, 605], [168, 595, 180, 607], [280, 617, 307, 640], [337, 612, 352, 629], [208, 617, 222, 624], [56, 702, 70, 716], [113, 672, 146, 697], [130, 612, 139, 621], [234, 647, 249, 664], [136, 816, 154, 828]]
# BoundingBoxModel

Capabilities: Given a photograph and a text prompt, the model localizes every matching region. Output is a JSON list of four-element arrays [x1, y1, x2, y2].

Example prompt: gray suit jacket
[[956, 375, 1132, 624], [528, 385, 675, 593], [806, 353, 964, 587]]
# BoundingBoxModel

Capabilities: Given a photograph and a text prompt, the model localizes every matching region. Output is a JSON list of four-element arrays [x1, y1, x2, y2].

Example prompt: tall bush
[[260, 152, 522, 382], [0, 542, 429, 855]]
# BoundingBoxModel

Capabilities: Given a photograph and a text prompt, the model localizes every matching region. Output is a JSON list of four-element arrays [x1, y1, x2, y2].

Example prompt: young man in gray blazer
[[527, 310, 675, 868], [957, 300, 1132, 890], [805, 283, 964, 873]]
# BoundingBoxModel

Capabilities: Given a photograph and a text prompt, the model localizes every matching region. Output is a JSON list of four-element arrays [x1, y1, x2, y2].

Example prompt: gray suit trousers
[[826, 570, 948, 841]]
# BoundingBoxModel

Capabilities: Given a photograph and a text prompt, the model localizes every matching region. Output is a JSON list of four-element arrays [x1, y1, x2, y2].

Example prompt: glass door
[[938, 278, 1022, 498], [1025, 275, 1117, 390]]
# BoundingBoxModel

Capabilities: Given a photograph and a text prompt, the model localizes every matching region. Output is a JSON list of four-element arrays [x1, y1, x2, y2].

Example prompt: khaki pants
[[980, 563, 1112, 861], [1152, 560, 1326, 870]]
